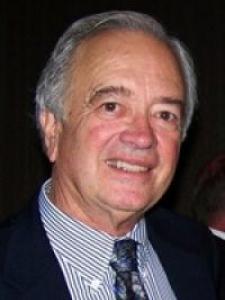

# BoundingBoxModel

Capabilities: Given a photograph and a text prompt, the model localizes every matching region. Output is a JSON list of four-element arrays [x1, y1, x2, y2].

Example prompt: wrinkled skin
[[40, 30, 185, 236]]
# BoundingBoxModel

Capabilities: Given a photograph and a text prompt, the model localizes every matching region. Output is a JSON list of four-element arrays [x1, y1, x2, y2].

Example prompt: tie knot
[[111, 239, 138, 272]]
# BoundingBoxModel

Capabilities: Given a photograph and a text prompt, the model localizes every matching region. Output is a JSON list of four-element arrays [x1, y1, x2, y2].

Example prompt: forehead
[[74, 29, 181, 69], [68, 29, 184, 100]]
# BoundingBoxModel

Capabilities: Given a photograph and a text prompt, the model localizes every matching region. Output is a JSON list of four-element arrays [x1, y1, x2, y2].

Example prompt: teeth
[[107, 160, 149, 173]]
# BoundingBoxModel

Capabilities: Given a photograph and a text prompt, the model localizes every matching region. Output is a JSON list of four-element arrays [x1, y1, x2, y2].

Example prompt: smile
[[106, 159, 149, 173]]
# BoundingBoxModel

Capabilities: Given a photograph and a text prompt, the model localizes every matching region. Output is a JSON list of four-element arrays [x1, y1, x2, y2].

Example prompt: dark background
[[1, 0, 225, 221]]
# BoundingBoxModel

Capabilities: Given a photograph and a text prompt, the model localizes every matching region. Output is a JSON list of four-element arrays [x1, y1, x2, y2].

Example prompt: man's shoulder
[[146, 205, 215, 251], [0, 204, 33, 234], [146, 206, 219, 278], [147, 205, 210, 231], [145, 206, 220, 298], [0, 203, 36, 267], [0, 217, 17, 263]]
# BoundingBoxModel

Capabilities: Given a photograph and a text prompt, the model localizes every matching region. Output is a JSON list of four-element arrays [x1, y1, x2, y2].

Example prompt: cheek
[[157, 133, 181, 167], [163, 143, 180, 171], [155, 138, 180, 196], [85, 121, 120, 151]]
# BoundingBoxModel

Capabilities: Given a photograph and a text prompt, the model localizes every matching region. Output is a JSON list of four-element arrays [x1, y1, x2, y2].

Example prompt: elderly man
[[0, 11, 219, 299]]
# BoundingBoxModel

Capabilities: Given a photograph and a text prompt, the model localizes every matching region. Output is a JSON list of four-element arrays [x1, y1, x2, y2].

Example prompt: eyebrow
[[159, 97, 185, 115], [159, 97, 184, 105], [88, 85, 132, 103]]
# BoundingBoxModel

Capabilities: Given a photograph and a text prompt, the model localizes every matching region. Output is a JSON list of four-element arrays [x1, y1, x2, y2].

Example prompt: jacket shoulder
[[146, 206, 219, 277], [146, 205, 213, 246], [0, 207, 33, 271]]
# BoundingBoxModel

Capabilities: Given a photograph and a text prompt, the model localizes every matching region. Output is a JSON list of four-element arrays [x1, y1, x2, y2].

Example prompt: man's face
[[44, 30, 184, 227]]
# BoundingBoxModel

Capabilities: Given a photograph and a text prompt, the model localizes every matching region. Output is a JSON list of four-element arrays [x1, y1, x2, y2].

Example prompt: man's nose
[[119, 116, 156, 149]]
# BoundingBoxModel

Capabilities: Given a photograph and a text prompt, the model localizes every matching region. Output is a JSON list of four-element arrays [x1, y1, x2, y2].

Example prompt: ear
[[39, 110, 62, 162]]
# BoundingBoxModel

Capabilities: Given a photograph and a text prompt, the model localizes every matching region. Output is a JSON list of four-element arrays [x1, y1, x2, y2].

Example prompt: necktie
[[110, 239, 149, 300]]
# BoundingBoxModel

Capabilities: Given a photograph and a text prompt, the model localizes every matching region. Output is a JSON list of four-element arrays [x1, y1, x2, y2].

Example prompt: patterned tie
[[110, 239, 149, 300]]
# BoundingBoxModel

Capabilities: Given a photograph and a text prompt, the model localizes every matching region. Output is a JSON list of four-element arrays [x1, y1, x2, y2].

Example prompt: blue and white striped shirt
[[39, 180, 176, 300]]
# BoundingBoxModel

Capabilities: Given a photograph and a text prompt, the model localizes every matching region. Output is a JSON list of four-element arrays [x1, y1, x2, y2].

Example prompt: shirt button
[[91, 279, 101, 290], [142, 269, 147, 278]]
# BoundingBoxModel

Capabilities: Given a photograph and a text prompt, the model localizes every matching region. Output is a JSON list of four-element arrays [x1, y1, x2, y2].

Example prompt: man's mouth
[[106, 159, 150, 173]]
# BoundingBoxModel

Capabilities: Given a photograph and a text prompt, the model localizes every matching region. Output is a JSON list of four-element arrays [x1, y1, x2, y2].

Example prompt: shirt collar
[[210, 227, 225, 240], [39, 179, 148, 284]]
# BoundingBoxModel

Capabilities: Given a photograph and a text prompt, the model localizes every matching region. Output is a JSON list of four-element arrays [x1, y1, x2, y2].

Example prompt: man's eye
[[154, 110, 181, 131], [159, 111, 177, 122], [95, 101, 124, 119], [103, 102, 118, 112]]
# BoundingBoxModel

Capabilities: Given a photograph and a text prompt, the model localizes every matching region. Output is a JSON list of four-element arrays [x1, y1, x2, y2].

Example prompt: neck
[[49, 175, 141, 237]]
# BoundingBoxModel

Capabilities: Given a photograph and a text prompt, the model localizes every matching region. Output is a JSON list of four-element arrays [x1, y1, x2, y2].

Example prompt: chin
[[110, 193, 155, 213]]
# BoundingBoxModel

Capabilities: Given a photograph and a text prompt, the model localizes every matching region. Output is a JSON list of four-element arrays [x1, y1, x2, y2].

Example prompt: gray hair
[[35, 10, 197, 139]]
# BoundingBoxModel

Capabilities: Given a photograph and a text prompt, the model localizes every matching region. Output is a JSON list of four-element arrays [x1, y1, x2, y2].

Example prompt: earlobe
[[39, 110, 62, 162]]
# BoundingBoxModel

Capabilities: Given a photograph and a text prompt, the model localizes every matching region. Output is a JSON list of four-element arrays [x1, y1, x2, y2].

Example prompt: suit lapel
[[2, 201, 71, 300], [146, 207, 217, 300]]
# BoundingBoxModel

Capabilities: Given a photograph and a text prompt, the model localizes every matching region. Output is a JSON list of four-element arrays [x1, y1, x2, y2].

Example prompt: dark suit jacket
[[0, 200, 220, 299], [214, 236, 225, 300]]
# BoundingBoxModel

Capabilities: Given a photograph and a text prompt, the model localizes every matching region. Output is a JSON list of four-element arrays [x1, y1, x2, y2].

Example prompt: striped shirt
[[39, 180, 176, 300]]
